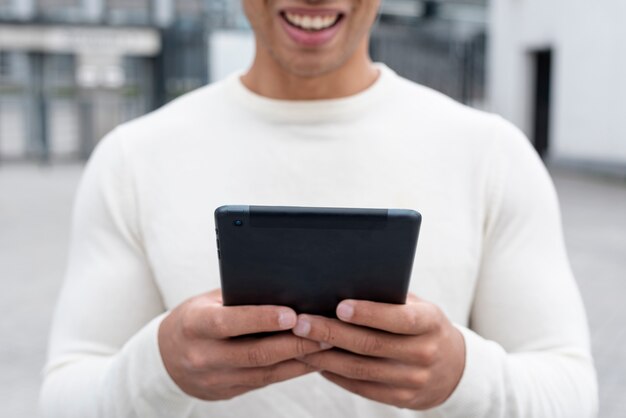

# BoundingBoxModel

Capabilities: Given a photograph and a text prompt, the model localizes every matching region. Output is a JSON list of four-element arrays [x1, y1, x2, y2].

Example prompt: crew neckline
[[225, 63, 396, 124]]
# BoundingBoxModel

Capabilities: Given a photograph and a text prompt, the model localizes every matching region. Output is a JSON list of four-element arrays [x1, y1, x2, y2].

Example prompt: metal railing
[[370, 19, 486, 107], [0, 93, 149, 162]]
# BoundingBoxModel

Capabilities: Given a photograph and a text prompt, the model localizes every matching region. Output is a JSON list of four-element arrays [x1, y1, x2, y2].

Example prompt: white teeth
[[284, 12, 339, 31], [312, 16, 323, 30]]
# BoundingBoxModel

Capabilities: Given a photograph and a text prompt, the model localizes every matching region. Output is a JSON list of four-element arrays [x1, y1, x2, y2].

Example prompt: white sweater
[[41, 64, 597, 417]]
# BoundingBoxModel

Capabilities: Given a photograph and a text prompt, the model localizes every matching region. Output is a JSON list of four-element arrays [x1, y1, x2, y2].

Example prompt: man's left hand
[[292, 294, 466, 410]]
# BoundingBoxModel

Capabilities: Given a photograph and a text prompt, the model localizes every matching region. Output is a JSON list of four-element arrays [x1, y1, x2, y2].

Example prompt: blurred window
[[175, 0, 207, 29], [38, 0, 85, 22], [121, 56, 154, 111], [205, 0, 246, 29], [176, 0, 204, 16], [0, 51, 10, 82], [371, 0, 486, 106], [0, 0, 14, 18], [44, 54, 76, 96], [0, 51, 30, 95], [107, 0, 152, 25], [123, 56, 143, 87], [162, 25, 207, 100]]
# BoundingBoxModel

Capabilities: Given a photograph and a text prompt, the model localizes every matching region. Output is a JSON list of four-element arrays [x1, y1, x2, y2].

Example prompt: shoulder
[[124, 80, 225, 130], [389, 71, 488, 120], [102, 76, 235, 155], [384, 69, 506, 149]]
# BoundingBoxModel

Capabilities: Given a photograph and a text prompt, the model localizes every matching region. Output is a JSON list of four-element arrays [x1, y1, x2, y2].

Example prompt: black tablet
[[215, 205, 421, 317]]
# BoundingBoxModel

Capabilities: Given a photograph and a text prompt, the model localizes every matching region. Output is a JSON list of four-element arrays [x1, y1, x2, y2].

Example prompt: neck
[[241, 42, 380, 101]]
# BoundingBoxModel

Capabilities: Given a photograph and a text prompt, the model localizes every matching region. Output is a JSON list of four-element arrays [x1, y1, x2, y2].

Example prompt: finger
[[231, 359, 319, 389], [196, 361, 318, 400], [299, 350, 427, 388], [188, 299, 297, 339], [221, 333, 331, 368], [293, 314, 414, 361], [336, 297, 441, 335], [206, 288, 223, 303], [321, 371, 419, 409]]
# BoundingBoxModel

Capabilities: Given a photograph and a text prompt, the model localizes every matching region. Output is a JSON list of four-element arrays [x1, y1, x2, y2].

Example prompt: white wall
[[489, 0, 626, 164], [209, 30, 255, 82]]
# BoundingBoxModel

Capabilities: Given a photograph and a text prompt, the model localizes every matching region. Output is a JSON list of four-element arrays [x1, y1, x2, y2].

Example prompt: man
[[41, 1, 598, 417]]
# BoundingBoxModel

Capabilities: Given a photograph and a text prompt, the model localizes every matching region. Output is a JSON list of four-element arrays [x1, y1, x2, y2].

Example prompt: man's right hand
[[158, 289, 329, 401]]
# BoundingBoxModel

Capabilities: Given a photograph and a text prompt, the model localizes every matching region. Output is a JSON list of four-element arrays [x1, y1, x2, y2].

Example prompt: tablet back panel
[[215, 205, 421, 317]]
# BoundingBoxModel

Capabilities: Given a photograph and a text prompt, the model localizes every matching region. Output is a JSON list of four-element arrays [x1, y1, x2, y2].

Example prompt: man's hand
[[158, 289, 328, 401], [292, 294, 466, 410]]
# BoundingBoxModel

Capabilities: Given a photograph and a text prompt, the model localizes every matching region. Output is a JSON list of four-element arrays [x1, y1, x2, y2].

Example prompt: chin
[[284, 64, 334, 78], [275, 53, 350, 79]]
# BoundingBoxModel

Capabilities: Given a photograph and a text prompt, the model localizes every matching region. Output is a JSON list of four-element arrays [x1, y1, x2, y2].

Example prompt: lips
[[279, 8, 346, 47]]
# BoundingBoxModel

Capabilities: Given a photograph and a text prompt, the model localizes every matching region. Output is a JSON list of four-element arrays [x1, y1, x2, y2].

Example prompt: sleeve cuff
[[431, 325, 506, 418], [121, 312, 196, 416]]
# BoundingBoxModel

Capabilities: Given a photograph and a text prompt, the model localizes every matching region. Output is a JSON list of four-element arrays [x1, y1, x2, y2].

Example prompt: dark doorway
[[532, 49, 553, 158]]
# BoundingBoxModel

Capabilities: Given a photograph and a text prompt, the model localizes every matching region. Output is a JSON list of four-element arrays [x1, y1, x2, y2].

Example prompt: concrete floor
[[0, 163, 624, 417], [552, 168, 626, 417]]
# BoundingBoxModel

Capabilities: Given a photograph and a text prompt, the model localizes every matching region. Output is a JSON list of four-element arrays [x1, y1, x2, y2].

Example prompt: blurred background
[[0, 0, 624, 416]]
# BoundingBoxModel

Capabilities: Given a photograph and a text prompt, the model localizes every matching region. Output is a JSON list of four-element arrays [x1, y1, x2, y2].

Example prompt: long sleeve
[[40, 129, 195, 417], [434, 117, 598, 417], [39, 68, 599, 418]]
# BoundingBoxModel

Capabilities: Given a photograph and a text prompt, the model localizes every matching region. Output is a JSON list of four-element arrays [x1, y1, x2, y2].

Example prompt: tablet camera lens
[[233, 220, 243, 227]]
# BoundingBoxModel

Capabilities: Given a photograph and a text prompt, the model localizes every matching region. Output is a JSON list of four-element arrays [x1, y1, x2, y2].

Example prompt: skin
[[293, 295, 466, 410], [240, 0, 381, 99], [159, 290, 329, 400], [159, 0, 466, 407]]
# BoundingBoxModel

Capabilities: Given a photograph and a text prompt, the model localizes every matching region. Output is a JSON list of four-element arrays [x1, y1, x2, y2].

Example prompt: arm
[[437, 117, 598, 417], [40, 129, 192, 417], [294, 116, 598, 417], [40, 129, 196, 417], [40, 130, 324, 417]]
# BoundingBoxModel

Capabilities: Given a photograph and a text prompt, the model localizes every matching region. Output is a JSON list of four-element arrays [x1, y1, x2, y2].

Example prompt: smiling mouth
[[280, 11, 344, 32]]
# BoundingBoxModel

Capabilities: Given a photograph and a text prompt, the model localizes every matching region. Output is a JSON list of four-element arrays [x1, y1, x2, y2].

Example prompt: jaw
[[241, 0, 380, 98], [246, 34, 376, 99]]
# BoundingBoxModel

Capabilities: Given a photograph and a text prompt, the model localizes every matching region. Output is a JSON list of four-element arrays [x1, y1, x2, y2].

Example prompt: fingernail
[[320, 342, 333, 350], [337, 301, 354, 321], [293, 317, 311, 337], [278, 310, 296, 329]]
